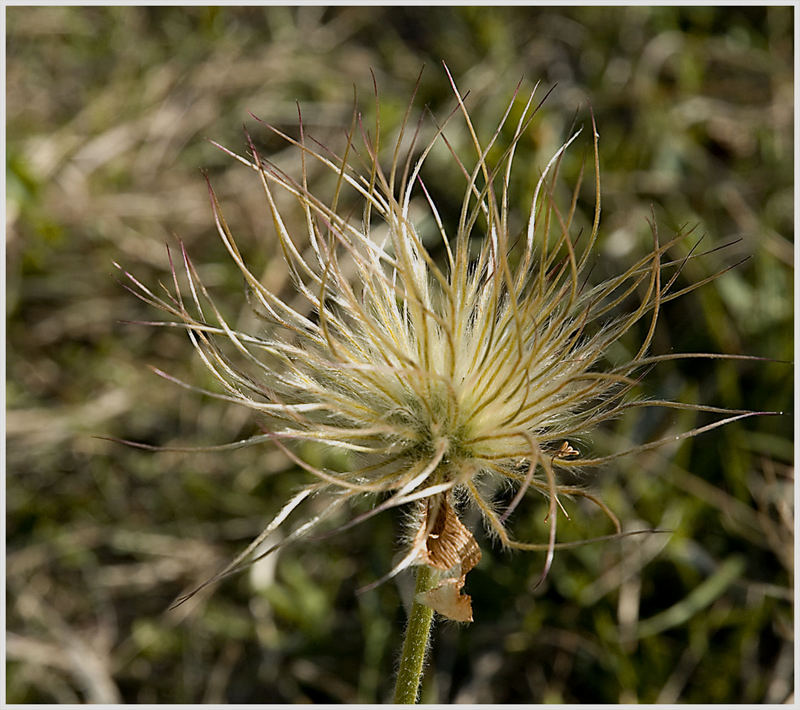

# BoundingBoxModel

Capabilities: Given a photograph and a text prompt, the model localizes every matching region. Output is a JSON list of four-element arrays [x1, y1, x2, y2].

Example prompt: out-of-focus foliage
[[6, 6, 792, 703]]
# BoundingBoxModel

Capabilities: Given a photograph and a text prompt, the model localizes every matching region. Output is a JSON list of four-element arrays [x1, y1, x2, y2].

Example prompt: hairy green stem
[[393, 565, 435, 704]]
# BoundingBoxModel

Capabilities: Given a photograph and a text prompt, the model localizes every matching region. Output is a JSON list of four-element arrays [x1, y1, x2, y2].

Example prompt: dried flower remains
[[118, 67, 768, 621]]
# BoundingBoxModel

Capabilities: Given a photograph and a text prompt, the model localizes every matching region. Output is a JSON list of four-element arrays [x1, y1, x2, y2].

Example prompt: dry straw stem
[[118, 65, 775, 620]]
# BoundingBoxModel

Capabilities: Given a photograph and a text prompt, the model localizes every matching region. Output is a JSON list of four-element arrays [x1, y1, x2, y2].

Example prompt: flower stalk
[[393, 565, 435, 704]]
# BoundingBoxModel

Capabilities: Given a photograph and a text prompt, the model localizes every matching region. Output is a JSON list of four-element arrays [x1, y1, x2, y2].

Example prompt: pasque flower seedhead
[[119, 67, 766, 621]]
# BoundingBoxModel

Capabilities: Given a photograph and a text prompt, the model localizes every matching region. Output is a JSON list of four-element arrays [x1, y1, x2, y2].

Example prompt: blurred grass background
[[6, 6, 793, 703]]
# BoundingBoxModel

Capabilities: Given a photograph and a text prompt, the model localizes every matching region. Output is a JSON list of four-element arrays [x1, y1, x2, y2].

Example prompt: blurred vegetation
[[6, 6, 793, 704]]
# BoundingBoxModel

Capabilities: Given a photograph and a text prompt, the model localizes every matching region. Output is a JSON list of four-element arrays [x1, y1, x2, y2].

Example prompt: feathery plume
[[118, 67, 768, 621]]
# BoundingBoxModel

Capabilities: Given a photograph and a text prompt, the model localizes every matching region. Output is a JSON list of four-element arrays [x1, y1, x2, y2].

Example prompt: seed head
[[120, 67, 764, 620]]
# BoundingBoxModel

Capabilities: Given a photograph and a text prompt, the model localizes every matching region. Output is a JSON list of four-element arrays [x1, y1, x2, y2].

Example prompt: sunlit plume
[[117, 67, 768, 621]]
